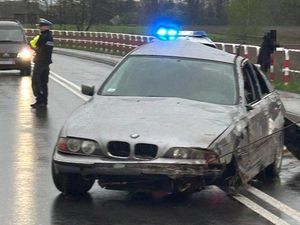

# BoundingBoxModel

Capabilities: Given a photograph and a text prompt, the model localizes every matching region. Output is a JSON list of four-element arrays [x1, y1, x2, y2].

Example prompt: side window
[[242, 63, 260, 104], [252, 65, 273, 95]]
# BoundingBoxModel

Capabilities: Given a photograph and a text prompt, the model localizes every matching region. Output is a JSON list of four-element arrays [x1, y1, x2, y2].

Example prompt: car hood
[[0, 43, 25, 53], [62, 97, 239, 150]]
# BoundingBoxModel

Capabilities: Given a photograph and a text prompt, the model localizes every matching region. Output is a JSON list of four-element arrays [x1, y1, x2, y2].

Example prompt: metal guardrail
[[25, 29, 300, 85]]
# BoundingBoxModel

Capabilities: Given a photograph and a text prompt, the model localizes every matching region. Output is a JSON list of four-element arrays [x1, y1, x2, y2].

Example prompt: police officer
[[30, 18, 54, 108]]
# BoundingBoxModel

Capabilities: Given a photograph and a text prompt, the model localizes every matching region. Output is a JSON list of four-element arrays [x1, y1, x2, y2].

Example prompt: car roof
[[0, 21, 21, 28], [131, 39, 236, 64]]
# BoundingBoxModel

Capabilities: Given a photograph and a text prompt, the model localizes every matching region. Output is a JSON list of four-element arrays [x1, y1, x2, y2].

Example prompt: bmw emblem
[[130, 134, 140, 139]]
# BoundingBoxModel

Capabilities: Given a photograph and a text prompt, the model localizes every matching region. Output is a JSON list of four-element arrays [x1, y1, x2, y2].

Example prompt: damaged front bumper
[[53, 151, 224, 179]]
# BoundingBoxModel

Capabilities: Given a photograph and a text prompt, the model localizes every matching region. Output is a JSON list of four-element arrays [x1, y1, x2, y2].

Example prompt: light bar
[[155, 26, 179, 41], [179, 30, 207, 37]]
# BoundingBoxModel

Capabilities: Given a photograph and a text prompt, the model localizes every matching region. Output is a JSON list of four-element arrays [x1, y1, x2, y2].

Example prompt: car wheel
[[264, 146, 283, 178], [20, 65, 31, 76], [217, 160, 241, 195], [51, 162, 95, 195]]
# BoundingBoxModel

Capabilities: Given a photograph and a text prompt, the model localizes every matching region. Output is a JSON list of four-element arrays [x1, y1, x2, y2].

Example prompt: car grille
[[107, 141, 130, 157], [135, 144, 158, 160], [106, 141, 158, 160]]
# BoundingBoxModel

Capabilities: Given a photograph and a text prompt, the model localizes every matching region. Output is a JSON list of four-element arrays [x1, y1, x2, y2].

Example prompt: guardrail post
[[221, 43, 225, 51], [283, 49, 290, 85], [232, 44, 237, 54], [243, 45, 248, 58]]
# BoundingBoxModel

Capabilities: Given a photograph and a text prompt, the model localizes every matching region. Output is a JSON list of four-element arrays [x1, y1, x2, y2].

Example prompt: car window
[[0, 27, 24, 42], [252, 65, 273, 95], [100, 56, 237, 105], [242, 63, 261, 104]]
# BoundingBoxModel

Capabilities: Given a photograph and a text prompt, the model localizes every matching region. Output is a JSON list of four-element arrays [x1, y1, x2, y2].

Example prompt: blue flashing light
[[157, 27, 168, 36], [155, 26, 179, 41], [167, 29, 178, 36]]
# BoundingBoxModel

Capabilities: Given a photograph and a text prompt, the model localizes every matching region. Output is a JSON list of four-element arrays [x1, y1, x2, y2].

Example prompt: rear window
[[100, 56, 237, 105]]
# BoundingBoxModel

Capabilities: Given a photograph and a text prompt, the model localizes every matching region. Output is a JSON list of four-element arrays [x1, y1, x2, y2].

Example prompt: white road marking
[[50, 71, 81, 91], [233, 194, 291, 225], [49, 73, 88, 101], [246, 185, 300, 223]]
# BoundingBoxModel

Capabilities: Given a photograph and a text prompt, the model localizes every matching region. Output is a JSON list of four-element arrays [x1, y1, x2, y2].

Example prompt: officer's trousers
[[32, 64, 50, 105]]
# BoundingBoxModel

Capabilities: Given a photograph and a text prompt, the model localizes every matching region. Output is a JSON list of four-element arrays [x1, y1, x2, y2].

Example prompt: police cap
[[37, 18, 53, 26]]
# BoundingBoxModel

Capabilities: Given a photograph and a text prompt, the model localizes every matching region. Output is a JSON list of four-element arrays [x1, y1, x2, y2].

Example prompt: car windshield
[[100, 56, 237, 105], [0, 28, 24, 42]]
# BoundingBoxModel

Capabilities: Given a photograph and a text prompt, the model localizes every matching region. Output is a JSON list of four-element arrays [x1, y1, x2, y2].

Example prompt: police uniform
[[30, 18, 54, 108]]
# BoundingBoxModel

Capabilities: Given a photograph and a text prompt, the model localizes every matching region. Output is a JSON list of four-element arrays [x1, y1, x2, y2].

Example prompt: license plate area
[[0, 59, 15, 65]]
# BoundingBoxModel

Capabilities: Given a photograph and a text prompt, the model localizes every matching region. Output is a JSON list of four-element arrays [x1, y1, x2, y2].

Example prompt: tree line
[[39, 0, 300, 32]]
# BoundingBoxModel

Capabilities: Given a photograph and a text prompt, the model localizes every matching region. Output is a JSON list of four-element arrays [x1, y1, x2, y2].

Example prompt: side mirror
[[246, 104, 254, 111], [81, 85, 95, 96]]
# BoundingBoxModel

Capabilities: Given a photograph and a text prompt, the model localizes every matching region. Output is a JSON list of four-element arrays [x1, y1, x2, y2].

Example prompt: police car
[[52, 27, 288, 196], [156, 26, 216, 48]]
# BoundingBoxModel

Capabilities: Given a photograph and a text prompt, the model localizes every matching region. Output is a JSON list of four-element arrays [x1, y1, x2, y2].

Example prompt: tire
[[20, 65, 31, 76], [264, 146, 283, 178], [52, 162, 95, 195], [217, 160, 241, 195]]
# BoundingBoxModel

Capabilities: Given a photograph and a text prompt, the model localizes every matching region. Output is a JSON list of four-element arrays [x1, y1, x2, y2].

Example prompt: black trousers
[[32, 64, 50, 104]]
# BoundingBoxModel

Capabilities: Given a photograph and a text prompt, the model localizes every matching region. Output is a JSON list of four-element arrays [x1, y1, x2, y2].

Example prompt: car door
[[252, 65, 285, 166], [241, 62, 270, 178]]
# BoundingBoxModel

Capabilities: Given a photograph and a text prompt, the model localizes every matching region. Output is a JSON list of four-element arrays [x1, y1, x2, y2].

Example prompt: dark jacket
[[34, 30, 53, 65]]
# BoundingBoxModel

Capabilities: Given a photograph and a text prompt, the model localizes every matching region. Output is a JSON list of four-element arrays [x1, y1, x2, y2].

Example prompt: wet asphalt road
[[0, 54, 299, 225]]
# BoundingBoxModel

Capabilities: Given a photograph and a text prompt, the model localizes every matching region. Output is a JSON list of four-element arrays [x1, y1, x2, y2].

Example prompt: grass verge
[[273, 81, 300, 94]]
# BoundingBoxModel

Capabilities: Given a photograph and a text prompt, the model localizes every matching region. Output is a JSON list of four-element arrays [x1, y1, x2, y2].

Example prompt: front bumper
[[0, 58, 30, 70], [53, 151, 224, 179]]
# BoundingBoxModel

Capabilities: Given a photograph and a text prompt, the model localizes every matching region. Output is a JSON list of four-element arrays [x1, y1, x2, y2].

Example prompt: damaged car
[[52, 37, 288, 196]]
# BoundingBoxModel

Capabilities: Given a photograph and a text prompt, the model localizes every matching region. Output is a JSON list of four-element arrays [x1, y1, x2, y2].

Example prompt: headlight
[[164, 147, 219, 164], [17, 48, 32, 60], [56, 137, 99, 156], [67, 139, 81, 152], [81, 140, 96, 155], [169, 148, 189, 159]]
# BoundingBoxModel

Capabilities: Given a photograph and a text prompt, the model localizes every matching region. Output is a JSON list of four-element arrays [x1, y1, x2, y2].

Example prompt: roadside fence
[[25, 29, 300, 85]]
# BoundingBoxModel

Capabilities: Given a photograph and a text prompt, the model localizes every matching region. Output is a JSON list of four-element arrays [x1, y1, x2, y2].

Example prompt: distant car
[[52, 38, 286, 196], [0, 21, 31, 76]]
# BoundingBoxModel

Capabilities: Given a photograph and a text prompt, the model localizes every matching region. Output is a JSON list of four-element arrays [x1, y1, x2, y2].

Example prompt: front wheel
[[52, 162, 95, 195], [20, 65, 31, 76]]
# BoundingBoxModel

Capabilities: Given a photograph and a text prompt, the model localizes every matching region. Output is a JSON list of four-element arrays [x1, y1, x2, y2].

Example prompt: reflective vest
[[30, 35, 40, 49]]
